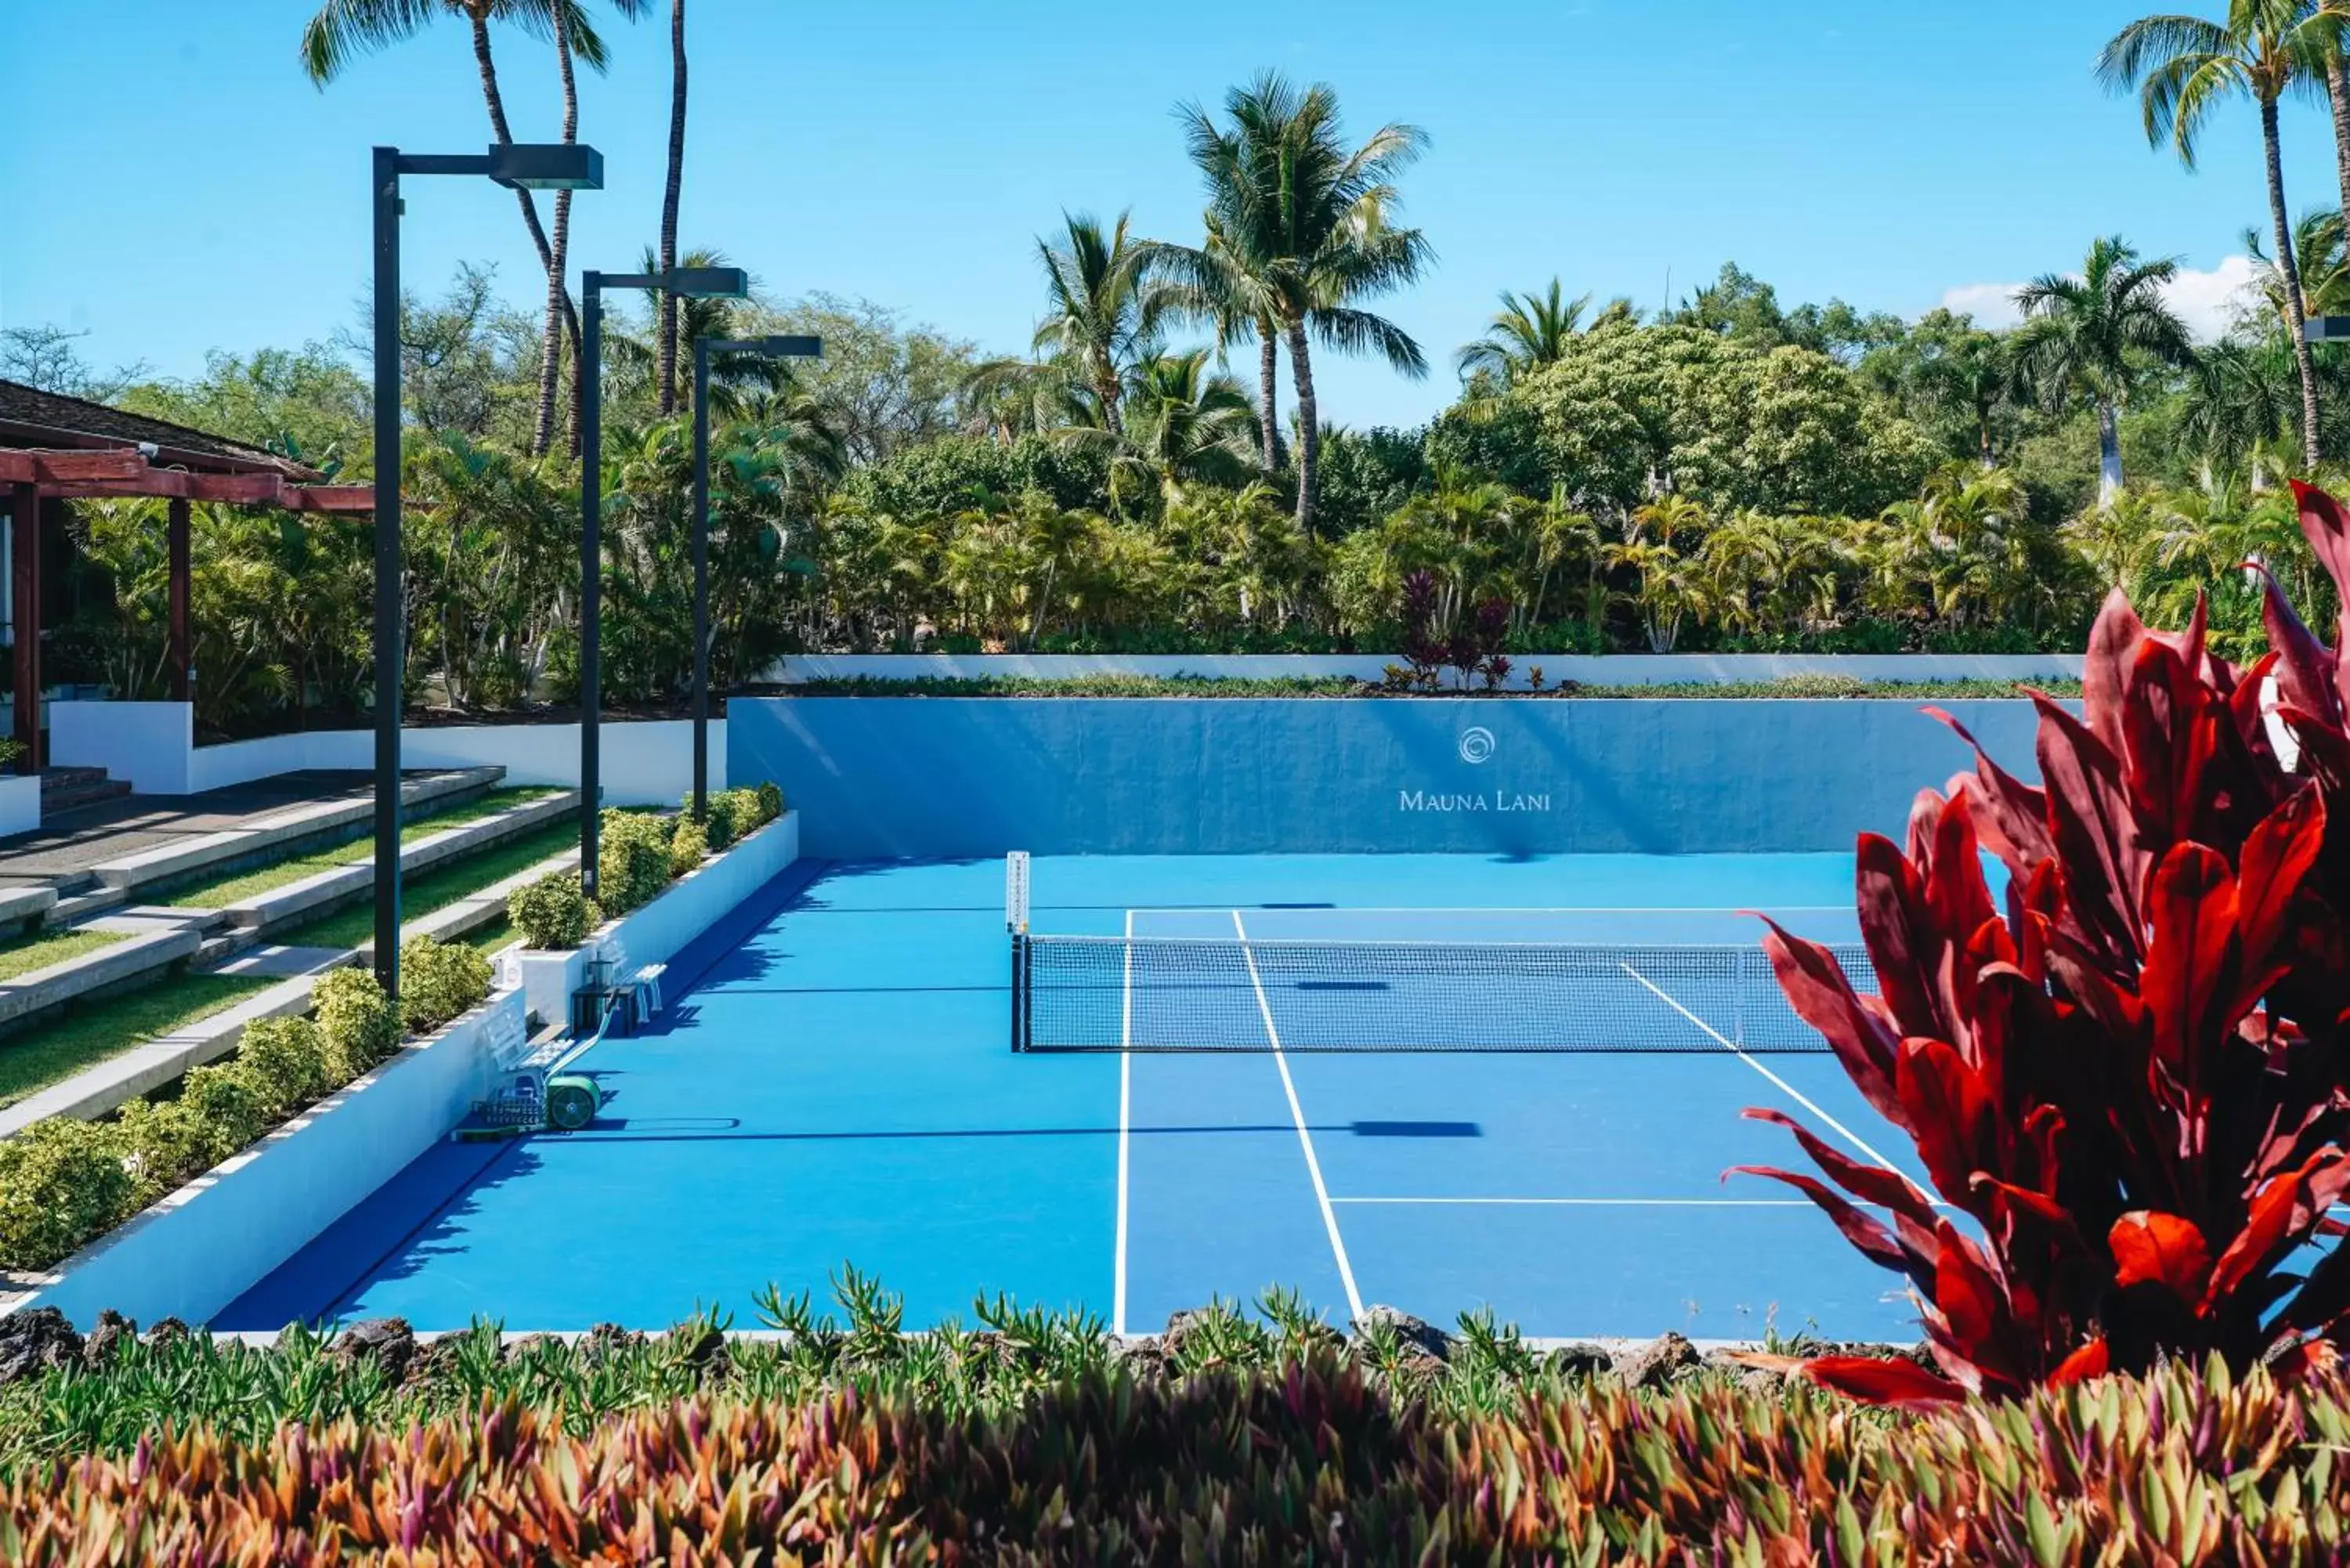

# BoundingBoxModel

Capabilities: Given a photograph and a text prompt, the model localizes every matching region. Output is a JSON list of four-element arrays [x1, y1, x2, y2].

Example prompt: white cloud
[[1936, 255, 2262, 342]]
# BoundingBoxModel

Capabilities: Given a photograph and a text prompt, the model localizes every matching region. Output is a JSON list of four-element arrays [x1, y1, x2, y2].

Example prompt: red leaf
[[2109, 1212, 2212, 1303], [2236, 785, 2326, 992], [1727, 1164, 1918, 1281], [1928, 707, 2053, 875], [2205, 1151, 2350, 1313], [2259, 564, 2342, 729], [1932, 1219, 2011, 1373], [1854, 833, 1942, 1041], [1896, 1038, 1997, 1202], [2049, 1337, 2110, 1386], [2140, 844, 2239, 1073], [1743, 1106, 1938, 1224], [2292, 479, 2350, 616], [2031, 695, 2149, 966], [2083, 586, 2150, 759], [1799, 1355, 1970, 1408], [1760, 919, 1902, 1122]]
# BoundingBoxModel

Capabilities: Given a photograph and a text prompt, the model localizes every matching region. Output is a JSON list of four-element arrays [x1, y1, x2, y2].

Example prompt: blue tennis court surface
[[220, 854, 1927, 1342]]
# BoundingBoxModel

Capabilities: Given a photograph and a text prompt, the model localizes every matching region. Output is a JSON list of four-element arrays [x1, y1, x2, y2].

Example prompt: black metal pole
[[691, 338, 711, 822], [579, 274, 602, 899], [371, 146, 403, 995]]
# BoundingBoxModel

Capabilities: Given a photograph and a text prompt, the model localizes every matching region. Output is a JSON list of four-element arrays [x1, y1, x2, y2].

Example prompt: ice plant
[[1744, 480, 2350, 1404]]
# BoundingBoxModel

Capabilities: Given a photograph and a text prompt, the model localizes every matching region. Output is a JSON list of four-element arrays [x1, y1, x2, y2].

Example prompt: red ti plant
[[1741, 480, 2350, 1404]]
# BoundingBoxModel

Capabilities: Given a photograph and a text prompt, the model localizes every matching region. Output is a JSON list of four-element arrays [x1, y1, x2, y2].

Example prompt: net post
[[1010, 931, 1029, 1052]]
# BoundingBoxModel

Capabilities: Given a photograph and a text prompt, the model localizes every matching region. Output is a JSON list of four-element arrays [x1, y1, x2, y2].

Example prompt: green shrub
[[596, 810, 674, 916], [755, 781, 784, 822], [508, 871, 598, 949], [234, 1017, 329, 1118], [399, 937, 494, 1035], [697, 789, 743, 850], [175, 1063, 269, 1164], [670, 817, 708, 878], [313, 967, 402, 1078], [0, 1118, 132, 1270], [110, 1099, 215, 1203]]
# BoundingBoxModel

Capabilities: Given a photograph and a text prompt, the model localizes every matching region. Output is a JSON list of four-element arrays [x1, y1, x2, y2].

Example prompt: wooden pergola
[[0, 378, 371, 768]]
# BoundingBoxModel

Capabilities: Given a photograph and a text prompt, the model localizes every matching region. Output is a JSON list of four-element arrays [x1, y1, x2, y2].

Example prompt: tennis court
[[220, 852, 1927, 1342]]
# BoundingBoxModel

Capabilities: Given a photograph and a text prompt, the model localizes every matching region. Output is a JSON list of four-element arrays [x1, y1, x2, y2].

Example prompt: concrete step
[[46, 886, 125, 925]]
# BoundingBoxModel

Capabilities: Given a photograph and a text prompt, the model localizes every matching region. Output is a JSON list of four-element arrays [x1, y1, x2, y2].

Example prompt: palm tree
[[1455, 280, 1615, 384], [1032, 212, 1162, 439], [2250, 208, 2350, 323], [1605, 495, 1708, 652], [2321, 2, 2350, 214], [1165, 72, 1435, 537], [656, 0, 689, 417], [1148, 211, 1286, 470], [2099, 0, 2342, 468], [301, 0, 637, 459], [2179, 336, 2299, 485], [2012, 237, 2195, 504], [1076, 349, 1258, 508]]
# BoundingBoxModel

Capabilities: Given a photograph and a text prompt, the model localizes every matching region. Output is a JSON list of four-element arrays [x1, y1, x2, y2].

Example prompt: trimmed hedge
[[5, 1348, 2348, 1561], [396, 936, 492, 1035], [595, 809, 674, 916], [0, 970, 422, 1274], [667, 817, 707, 878], [508, 872, 598, 950]]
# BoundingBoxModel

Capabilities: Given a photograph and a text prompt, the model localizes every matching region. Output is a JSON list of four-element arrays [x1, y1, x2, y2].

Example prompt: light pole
[[691, 333, 821, 821], [373, 143, 600, 999], [577, 266, 749, 898]]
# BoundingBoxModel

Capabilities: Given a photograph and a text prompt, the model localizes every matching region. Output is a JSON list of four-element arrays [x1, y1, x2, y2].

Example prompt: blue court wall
[[726, 697, 2046, 858]]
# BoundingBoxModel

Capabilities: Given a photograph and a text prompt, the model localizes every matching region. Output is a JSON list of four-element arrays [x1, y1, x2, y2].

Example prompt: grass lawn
[[166, 788, 562, 910], [0, 974, 277, 1111], [277, 820, 578, 951], [0, 927, 128, 984], [465, 916, 516, 956]]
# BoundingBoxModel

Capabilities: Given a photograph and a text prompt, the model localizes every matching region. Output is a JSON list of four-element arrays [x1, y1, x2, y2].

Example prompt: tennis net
[[1010, 931, 1871, 1053]]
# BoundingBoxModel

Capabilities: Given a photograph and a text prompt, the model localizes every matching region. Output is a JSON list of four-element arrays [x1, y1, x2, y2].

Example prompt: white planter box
[[510, 811, 800, 1029], [16, 985, 524, 1328], [0, 774, 38, 837]]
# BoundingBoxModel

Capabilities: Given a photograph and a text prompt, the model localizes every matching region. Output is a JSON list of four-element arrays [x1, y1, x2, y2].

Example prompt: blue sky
[[2, 1, 2340, 430]]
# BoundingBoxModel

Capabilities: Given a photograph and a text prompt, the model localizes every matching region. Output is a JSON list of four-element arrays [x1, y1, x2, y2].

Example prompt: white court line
[[1332, 1196, 1830, 1207], [1114, 910, 1133, 1338], [1235, 908, 1365, 1322], [1620, 964, 1932, 1205]]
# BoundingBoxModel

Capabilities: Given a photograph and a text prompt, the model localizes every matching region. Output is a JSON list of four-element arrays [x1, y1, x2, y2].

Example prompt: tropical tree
[[1166, 73, 1434, 536], [2250, 208, 2350, 323], [1605, 494, 1708, 652], [2012, 236, 2196, 503], [2179, 335, 2299, 485], [2099, 0, 2341, 466], [300, 0, 638, 459], [1032, 212, 1162, 438], [1455, 280, 1621, 385], [1071, 348, 1258, 509]]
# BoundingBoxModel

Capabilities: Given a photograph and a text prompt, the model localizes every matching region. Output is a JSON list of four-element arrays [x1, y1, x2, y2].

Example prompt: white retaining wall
[[511, 811, 800, 1030], [20, 985, 525, 1328], [47, 702, 725, 806], [0, 774, 37, 836], [768, 652, 2085, 690]]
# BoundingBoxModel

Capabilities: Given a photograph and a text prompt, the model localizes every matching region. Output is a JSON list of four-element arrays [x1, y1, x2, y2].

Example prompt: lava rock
[[0, 1308, 85, 1386], [1159, 1307, 1218, 1365], [1350, 1305, 1453, 1366], [143, 1317, 191, 1348], [577, 1323, 645, 1367], [1108, 1336, 1169, 1381], [83, 1310, 138, 1367], [331, 1318, 418, 1383], [1617, 1331, 1703, 1389], [1545, 1342, 1613, 1378], [673, 1322, 730, 1383]]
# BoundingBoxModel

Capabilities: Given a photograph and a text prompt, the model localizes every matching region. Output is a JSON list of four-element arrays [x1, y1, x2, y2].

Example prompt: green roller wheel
[[544, 1074, 600, 1131]]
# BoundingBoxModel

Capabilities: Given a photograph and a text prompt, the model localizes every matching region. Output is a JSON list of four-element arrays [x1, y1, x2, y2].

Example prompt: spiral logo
[[1458, 726, 1497, 765]]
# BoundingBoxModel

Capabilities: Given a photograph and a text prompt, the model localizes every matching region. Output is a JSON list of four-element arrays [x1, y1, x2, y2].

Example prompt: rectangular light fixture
[[2308, 316, 2350, 344], [664, 266, 752, 299], [488, 143, 605, 191]]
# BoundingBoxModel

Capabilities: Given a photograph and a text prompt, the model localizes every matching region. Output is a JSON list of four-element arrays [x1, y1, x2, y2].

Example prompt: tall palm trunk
[[467, 13, 580, 398], [1256, 320, 1280, 468], [2330, 52, 2350, 216], [1285, 318, 1321, 535], [530, 2, 580, 457], [656, 0, 689, 415], [2263, 97, 2324, 468]]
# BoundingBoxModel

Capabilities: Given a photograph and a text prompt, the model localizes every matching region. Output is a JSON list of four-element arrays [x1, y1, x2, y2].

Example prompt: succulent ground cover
[[2, 1296, 2348, 1563]]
